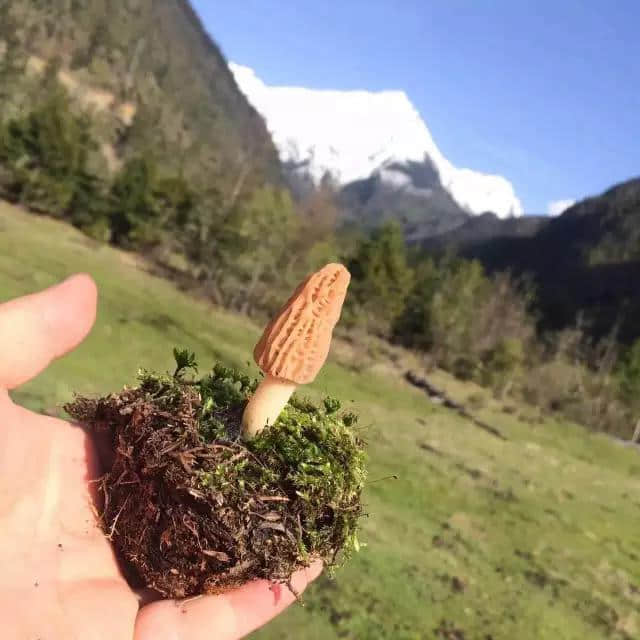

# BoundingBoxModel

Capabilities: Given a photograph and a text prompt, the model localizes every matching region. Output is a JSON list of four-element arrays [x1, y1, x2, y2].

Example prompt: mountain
[[338, 158, 472, 241], [229, 62, 523, 226], [458, 178, 640, 342], [0, 0, 280, 194], [421, 212, 548, 252]]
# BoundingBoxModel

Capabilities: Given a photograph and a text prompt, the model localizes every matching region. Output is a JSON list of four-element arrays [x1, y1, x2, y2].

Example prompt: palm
[[0, 276, 320, 640], [0, 398, 138, 638]]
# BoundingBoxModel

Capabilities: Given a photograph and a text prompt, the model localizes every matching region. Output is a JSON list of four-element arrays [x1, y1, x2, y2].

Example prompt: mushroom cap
[[253, 263, 351, 384]]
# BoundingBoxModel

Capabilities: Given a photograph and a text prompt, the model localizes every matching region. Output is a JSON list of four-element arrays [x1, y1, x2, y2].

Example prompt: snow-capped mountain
[[230, 63, 523, 219]]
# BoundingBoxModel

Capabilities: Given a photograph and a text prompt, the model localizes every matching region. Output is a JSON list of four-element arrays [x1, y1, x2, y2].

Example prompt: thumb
[[0, 274, 97, 389]]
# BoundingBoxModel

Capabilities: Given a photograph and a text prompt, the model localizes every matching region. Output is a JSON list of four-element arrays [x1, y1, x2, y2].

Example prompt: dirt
[[65, 364, 366, 598]]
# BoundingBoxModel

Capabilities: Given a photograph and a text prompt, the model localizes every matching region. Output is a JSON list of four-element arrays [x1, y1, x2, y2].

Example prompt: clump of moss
[[65, 351, 367, 598]]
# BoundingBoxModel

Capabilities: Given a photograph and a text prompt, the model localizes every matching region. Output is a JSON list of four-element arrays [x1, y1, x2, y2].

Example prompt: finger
[[0, 274, 97, 389], [134, 561, 323, 640]]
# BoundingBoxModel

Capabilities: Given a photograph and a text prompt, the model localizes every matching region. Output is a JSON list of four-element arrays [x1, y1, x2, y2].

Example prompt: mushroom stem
[[241, 374, 297, 439]]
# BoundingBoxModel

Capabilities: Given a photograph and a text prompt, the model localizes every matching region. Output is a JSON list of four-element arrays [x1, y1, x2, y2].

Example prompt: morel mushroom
[[241, 263, 351, 439]]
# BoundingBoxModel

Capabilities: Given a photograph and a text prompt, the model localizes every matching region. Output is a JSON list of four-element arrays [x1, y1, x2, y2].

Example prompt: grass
[[1, 201, 639, 639]]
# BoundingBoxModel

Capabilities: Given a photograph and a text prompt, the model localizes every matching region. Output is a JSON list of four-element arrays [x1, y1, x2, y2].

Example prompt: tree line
[[0, 86, 638, 440]]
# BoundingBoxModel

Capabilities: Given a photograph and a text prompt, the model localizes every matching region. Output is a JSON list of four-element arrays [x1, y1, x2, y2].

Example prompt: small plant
[[467, 392, 488, 411], [172, 347, 198, 377]]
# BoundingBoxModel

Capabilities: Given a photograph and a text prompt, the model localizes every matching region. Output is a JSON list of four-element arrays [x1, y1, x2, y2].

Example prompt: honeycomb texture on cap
[[253, 263, 351, 384]]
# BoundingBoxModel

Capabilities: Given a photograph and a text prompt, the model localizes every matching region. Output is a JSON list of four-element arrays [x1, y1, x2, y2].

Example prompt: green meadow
[[1, 201, 639, 639]]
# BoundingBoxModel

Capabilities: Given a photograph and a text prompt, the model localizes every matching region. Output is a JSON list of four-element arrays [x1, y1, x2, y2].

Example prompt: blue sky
[[191, 0, 639, 215]]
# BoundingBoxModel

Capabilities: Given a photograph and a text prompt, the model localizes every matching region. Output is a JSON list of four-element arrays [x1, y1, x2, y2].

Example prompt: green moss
[[189, 357, 362, 560], [246, 395, 367, 564], [102, 351, 368, 585]]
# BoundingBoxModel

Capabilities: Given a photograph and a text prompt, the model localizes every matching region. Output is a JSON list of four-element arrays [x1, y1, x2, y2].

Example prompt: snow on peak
[[547, 199, 575, 216], [230, 63, 523, 218]]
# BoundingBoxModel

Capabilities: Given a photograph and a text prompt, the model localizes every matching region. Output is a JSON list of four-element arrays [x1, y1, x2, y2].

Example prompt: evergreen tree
[[393, 257, 440, 350], [347, 221, 414, 336], [221, 186, 299, 313], [0, 87, 102, 218], [109, 157, 157, 246]]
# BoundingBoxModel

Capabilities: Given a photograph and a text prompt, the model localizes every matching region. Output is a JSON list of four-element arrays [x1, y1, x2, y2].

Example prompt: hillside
[[421, 211, 548, 252], [458, 178, 640, 341], [1, 202, 639, 639], [0, 0, 280, 192]]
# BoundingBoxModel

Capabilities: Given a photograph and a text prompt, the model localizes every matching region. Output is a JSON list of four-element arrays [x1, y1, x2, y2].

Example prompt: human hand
[[0, 275, 321, 640]]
